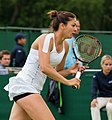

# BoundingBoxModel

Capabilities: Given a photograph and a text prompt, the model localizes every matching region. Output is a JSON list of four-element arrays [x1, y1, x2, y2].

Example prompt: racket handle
[[72, 85, 78, 89], [75, 71, 81, 79], [72, 71, 81, 89]]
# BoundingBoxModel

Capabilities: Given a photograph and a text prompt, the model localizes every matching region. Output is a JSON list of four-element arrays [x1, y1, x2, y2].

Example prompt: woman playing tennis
[[4, 10, 85, 120]]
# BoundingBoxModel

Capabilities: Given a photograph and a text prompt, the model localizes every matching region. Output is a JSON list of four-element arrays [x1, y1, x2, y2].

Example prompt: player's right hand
[[67, 78, 81, 89]]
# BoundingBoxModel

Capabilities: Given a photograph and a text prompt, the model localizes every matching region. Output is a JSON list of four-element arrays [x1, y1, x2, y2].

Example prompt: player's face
[[63, 18, 77, 39], [102, 59, 112, 74], [1, 54, 11, 67]]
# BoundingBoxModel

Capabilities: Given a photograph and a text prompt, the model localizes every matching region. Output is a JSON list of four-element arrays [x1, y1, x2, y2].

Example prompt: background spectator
[[10, 33, 27, 67], [64, 19, 82, 69], [0, 50, 12, 75], [90, 55, 112, 120]]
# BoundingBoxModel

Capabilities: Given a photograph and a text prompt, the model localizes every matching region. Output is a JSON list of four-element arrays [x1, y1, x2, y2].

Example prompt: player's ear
[[59, 23, 66, 30]]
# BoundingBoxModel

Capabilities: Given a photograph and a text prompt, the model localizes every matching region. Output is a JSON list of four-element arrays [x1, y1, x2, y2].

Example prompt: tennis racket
[[72, 34, 102, 89]]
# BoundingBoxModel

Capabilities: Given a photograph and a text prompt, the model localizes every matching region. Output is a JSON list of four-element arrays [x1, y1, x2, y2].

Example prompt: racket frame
[[72, 34, 102, 64], [72, 34, 102, 89]]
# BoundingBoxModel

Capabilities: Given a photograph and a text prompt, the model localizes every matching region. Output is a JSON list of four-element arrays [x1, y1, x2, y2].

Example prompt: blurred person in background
[[0, 50, 12, 75], [64, 19, 82, 69], [10, 33, 27, 67], [90, 55, 112, 120]]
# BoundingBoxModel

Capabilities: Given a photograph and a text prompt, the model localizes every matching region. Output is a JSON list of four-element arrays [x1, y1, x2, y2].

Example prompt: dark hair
[[47, 10, 76, 31], [0, 50, 10, 60], [15, 33, 26, 42]]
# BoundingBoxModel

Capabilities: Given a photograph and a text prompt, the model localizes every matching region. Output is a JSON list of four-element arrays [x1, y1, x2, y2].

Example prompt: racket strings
[[74, 36, 102, 63]]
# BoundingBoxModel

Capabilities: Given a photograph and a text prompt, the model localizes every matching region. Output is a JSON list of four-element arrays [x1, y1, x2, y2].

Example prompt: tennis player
[[4, 10, 85, 120], [90, 55, 112, 120]]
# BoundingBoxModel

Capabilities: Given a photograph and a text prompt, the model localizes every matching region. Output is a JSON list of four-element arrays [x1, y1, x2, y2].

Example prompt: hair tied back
[[47, 10, 58, 19]]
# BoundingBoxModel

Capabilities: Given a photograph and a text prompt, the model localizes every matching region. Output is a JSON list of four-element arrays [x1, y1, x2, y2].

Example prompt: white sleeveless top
[[5, 33, 65, 100]]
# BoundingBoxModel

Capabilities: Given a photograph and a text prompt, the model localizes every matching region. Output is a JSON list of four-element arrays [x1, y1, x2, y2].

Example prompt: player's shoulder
[[36, 33, 54, 41], [37, 33, 47, 39]]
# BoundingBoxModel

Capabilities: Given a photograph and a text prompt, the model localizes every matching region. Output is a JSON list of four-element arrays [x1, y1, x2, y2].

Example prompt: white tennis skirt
[[4, 76, 44, 101]]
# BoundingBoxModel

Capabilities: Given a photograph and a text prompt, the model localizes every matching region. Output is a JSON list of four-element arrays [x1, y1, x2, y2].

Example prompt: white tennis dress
[[4, 33, 65, 101]]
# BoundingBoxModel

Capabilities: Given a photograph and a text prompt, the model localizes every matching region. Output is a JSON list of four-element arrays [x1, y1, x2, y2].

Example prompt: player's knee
[[106, 102, 112, 112]]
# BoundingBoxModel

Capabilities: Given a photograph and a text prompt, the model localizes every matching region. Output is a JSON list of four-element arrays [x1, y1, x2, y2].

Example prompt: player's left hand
[[79, 65, 89, 73], [69, 64, 87, 75], [69, 60, 79, 74]]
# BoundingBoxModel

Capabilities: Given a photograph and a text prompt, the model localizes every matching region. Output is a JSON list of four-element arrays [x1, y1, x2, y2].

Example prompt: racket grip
[[72, 71, 81, 89], [75, 71, 81, 79], [72, 85, 78, 89]]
